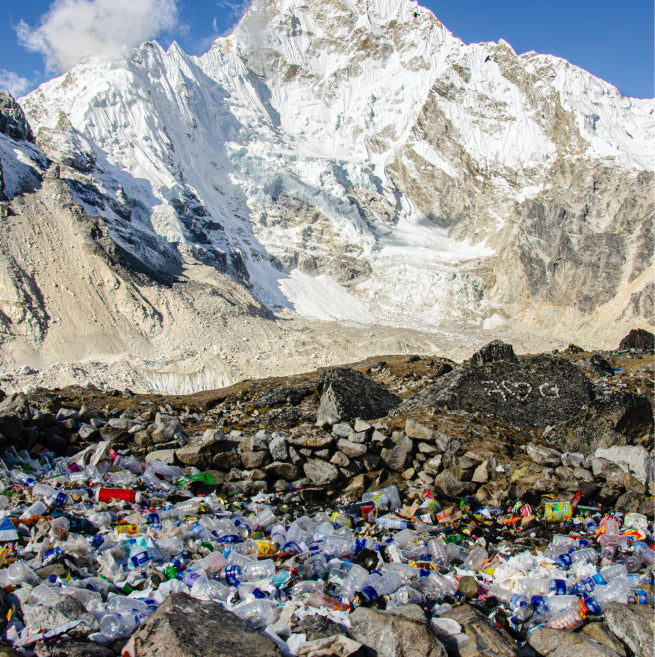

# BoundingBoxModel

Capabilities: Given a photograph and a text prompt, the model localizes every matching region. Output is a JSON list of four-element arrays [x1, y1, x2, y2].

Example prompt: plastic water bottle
[[241, 559, 276, 581], [635, 542, 654, 566], [252, 508, 276, 530], [427, 538, 449, 564], [6, 562, 40, 586], [232, 599, 275, 629], [600, 564, 628, 583], [190, 575, 231, 602], [571, 573, 606, 595], [463, 546, 488, 571], [391, 529, 416, 548], [487, 584, 528, 610], [362, 570, 405, 601], [570, 548, 597, 566], [546, 606, 582, 630], [338, 563, 369, 601], [19, 500, 47, 519], [531, 595, 579, 618], [269, 524, 286, 547], [391, 585, 424, 606], [100, 609, 146, 640], [321, 535, 352, 558]]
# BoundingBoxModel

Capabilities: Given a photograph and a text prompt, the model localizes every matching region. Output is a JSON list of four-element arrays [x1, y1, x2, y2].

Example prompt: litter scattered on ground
[[0, 442, 652, 655]]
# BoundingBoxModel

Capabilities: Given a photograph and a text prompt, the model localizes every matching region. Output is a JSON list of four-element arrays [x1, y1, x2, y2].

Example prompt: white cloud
[[16, 0, 179, 73], [0, 71, 30, 98]]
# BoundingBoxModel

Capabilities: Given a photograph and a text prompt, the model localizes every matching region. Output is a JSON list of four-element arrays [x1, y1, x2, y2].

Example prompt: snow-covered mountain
[[0, 0, 652, 392]]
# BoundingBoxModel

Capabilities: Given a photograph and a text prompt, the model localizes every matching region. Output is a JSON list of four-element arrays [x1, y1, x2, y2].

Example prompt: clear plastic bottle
[[362, 570, 405, 601], [7, 562, 40, 586], [463, 546, 488, 571], [338, 563, 369, 601], [190, 575, 231, 602], [600, 563, 628, 583], [487, 584, 528, 610], [100, 609, 146, 640], [232, 599, 275, 629], [321, 535, 352, 558], [546, 606, 582, 631], [391, 529, 416, 548], [634, 542, 654, 566], [391, 585, 425, 606], [530, 595, 579, 618], [20, 500, 47, 519], [241, 559, 275, 581], [427, 538, 449, 564], [570, 548, 597, 566], [269, 524, 286, 547], [252, 508, 276, 530]]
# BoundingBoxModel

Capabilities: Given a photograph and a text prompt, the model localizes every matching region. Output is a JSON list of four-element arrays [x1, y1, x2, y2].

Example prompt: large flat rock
[[122, 593, 283, 657]]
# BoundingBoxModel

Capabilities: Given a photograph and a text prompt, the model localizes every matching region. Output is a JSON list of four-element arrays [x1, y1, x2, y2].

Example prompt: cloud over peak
[[17, 0, 179, 73]]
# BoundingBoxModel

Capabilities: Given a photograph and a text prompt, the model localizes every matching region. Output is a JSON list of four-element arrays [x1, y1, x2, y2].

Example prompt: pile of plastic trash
[[0, 442, 652, 654]]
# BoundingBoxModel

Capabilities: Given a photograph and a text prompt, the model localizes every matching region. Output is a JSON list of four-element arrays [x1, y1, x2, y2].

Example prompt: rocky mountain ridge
[[0, 0, 652, 392]]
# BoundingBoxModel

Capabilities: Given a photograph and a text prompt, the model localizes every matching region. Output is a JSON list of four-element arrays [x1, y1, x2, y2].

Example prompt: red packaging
[[95, 488, 142, 504]]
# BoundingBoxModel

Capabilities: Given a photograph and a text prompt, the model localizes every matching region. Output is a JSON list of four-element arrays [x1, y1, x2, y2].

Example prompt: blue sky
[[0, 0, 652, 99]]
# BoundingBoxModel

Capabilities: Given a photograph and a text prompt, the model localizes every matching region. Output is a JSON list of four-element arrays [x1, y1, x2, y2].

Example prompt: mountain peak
[[0, 0, 652, 391]]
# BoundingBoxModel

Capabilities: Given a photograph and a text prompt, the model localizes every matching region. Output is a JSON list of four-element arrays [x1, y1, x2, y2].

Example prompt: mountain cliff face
[[0, 0, 652, 392]]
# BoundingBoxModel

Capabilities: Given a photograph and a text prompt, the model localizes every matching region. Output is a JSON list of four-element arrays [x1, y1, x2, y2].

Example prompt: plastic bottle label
[[550, 579, 566, 595], [224, 565, 241, 586]]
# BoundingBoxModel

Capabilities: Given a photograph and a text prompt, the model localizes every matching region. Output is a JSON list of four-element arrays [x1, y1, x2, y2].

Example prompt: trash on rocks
[[0, 441, 652, 657]]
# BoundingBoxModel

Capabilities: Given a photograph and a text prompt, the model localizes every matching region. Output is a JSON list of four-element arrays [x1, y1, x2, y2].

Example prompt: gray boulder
[[381, 432, 414, 472], [469, 339, 518, 367], [122, 593, 283, 657], [398, 355, 594, 430], [602, 602, 654, 657], [618, 328, 654, 353], [21, 596, 99, 638], [347, 606, 446, 657], [316, 367, 401, 426], [547, 391, 653, 456], [440, 604, 519, 656], [303, 458, 340, 484], [528, 627, 623, 657]]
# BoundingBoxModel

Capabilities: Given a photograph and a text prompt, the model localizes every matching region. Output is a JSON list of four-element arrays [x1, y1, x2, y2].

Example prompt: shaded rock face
[[398, 355, 594, 429], [316, 367, 402, 425], [0, 92, 33, 142], [618, 328, 654, 353], [440, 604, 519, 656], [123, 592, 283, 657], [469, 340, 518, 367], [548, 391, 654, 455]]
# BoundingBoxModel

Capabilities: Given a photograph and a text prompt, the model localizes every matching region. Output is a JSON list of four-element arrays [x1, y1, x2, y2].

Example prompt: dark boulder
[[255, 385, 311, 408], [547, 391, 654, 455], [590, 353, 615, 376], [618, 328, 654, 353], [397, 354, 594, 430], [316, 367, 401, 426], [469, 339, 518, 367], [0, 92, 33, 142]]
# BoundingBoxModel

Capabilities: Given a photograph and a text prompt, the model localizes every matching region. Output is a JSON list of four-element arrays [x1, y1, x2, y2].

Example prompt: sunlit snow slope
[[12, 0, 655, 361]]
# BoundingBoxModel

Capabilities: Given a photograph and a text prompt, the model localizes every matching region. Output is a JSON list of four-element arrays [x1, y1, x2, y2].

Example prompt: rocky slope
[[0, 0, 652, 392], [1, 331, 652, 514]]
